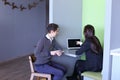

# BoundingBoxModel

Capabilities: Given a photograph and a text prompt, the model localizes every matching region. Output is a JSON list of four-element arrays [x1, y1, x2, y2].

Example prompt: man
[[34, 23, 66, 80]]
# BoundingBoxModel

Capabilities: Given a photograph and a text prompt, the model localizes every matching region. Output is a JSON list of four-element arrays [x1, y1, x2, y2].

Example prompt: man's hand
[[50, 50, 64, 56]]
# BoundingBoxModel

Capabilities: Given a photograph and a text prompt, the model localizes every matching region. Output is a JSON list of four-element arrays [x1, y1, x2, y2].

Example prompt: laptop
[[67, 38, 81, 50], [64, 38, 81, 57]]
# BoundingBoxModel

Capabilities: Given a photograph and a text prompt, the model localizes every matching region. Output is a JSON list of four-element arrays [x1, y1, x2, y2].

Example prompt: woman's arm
[[76, 39, 90, 55]]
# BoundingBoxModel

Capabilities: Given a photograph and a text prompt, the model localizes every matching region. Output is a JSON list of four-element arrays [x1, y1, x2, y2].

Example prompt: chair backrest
[[29, 54, 36, 73]]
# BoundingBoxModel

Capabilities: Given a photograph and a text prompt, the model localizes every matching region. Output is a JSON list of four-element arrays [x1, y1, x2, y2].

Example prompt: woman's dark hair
[[90, 36, 102, 54], [84, 24, 102, 54], [47, 23, 59, 33], [84, 24, 95, 38]]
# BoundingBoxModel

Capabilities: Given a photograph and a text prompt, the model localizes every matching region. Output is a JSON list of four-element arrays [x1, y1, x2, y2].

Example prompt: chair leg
[[48, 75, 51, 80], [36, 77, 47, 80], [41, 77, 47, 80], [36, 77, 40, 80], [30, 74, 34, 80]]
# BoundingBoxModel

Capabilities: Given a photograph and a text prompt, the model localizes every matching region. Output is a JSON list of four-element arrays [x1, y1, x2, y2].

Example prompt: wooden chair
[[29, 54, 51, 80]]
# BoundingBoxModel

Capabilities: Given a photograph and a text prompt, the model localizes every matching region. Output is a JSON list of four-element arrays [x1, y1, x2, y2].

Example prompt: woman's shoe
[[66, 76, 73, 80]]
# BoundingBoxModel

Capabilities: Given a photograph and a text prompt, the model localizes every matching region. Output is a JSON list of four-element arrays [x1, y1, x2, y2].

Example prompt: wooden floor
[[0, 55, 31, 80]]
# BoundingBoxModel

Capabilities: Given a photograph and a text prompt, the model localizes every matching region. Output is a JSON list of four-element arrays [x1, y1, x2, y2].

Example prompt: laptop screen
[[67, 39, 81, 49]]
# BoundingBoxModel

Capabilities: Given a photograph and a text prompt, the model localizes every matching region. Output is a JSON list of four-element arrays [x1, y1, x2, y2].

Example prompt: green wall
[[82, 0, 105, 46]]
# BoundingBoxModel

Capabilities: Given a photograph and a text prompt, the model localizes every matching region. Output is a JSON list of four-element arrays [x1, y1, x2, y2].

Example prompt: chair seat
[[81, 71, 102, 80]]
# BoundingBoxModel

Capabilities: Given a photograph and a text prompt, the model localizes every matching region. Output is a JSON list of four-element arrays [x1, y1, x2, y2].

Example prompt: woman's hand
[[76, 41, 83, 45]]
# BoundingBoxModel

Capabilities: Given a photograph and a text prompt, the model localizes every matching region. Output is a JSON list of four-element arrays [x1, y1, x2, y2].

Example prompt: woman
[[67, 24, 103, 80], [34, 23, 66, 80]]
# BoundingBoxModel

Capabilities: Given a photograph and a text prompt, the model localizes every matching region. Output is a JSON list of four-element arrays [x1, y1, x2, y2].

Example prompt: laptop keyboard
[[64, 49, 78, 57]]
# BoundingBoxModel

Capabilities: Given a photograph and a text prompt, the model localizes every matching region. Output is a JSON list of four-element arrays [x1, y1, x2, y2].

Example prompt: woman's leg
[[78, 71, 83, 80], [72, 60, 85, 80]]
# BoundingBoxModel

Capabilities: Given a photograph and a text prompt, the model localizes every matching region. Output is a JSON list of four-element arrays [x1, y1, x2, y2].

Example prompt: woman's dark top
[[76, 38, 103, 72]]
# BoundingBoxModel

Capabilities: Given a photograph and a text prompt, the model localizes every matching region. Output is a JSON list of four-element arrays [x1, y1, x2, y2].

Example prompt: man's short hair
[[47, 23, 59, 33]]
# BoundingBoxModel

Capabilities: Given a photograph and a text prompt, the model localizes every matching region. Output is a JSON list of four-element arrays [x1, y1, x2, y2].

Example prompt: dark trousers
[[72, 60, 85, 80], [34, 61, 66, 80]]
